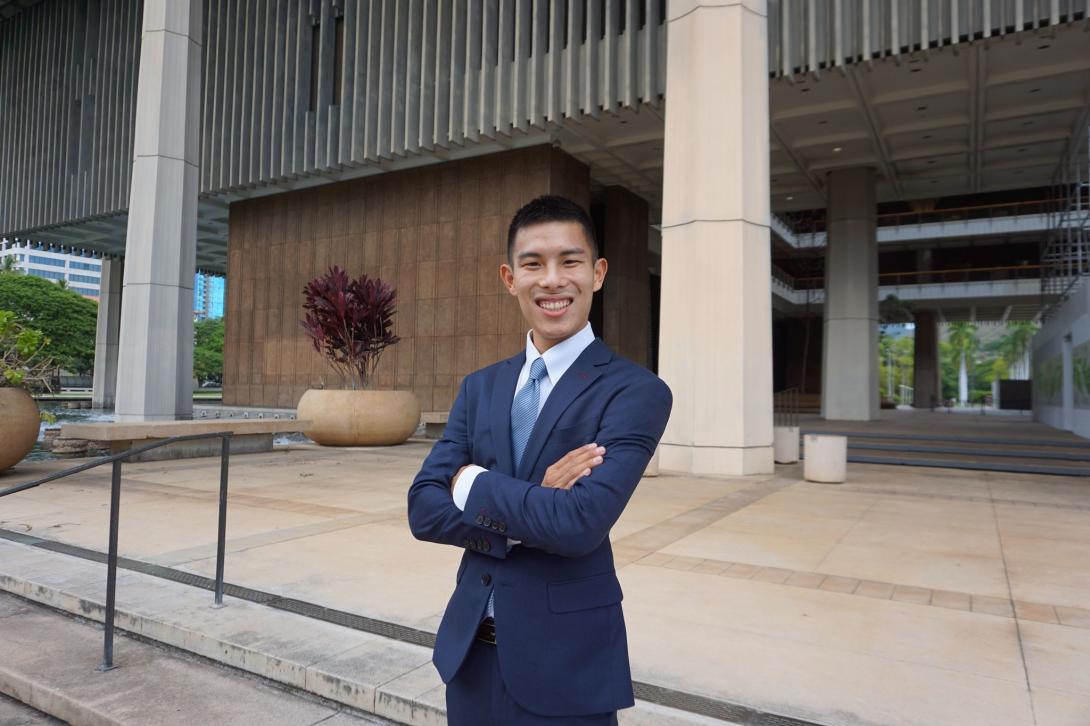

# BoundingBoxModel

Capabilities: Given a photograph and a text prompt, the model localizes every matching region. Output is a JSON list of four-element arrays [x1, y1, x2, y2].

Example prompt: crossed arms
[[407, 375, 672, 559]]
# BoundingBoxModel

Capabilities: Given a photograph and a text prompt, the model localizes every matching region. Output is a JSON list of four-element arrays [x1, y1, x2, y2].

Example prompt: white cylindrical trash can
[[773, 426, 800, 464], [803, 434, 847, 483]]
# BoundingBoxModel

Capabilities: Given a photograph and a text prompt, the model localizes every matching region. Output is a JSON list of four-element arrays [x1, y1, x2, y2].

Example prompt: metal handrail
[[0, 431, 234, 671]]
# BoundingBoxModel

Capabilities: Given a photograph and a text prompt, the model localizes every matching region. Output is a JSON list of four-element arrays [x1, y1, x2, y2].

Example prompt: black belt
[[475, 617, 496, 645]]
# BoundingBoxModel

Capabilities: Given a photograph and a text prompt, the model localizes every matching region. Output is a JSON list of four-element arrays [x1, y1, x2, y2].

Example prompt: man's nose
[[540, 262, 564, 288]]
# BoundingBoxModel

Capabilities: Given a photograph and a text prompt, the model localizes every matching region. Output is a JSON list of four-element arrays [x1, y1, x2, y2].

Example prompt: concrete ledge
[[0, 540, 732, 725], [420, 412, 447, 440], [59, 420, 312, 462]]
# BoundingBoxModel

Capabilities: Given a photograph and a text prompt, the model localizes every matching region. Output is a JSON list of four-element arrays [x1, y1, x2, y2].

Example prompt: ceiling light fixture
[[786, 195, 795, 200], [832, 146, 842, 153], [917, 105, 928, 111]]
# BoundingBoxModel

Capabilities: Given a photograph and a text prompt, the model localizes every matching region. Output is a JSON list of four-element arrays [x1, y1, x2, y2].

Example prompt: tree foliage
[[193, 317, 224, 384], [0, 273, 97, 374], [0, 310, 53, 390]]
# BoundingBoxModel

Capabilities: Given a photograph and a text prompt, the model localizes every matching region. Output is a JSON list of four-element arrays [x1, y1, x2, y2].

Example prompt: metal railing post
[[214, 435, 231, 607], [98, 459, 122, 672]]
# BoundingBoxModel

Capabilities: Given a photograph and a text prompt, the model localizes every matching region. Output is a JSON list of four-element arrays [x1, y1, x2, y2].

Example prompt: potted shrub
[[296, 266, 420, 446], [1, 310, 55, 471]]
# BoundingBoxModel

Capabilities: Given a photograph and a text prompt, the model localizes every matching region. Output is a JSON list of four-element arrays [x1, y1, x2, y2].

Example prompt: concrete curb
[[0, 665, 118, 726], [0, 540, 727, 725]]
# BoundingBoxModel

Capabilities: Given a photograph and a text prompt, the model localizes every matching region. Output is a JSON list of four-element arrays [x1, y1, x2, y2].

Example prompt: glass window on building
[[28, 255, 66, 267], [68, 273, 100, 285], [28, 268, 66, 281], [69, 260, 101, 272]]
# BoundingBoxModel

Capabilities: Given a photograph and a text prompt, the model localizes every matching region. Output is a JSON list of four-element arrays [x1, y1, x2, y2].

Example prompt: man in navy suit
[[408, 195, 672, 725]]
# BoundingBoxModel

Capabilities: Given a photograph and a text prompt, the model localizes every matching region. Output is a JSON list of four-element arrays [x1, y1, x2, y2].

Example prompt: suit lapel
[[490, 353, 522, 476], [517, 339, 613, 481]]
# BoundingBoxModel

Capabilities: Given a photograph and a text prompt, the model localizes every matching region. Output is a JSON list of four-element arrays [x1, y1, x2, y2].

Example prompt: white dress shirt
[[452, 321, 596, 509]]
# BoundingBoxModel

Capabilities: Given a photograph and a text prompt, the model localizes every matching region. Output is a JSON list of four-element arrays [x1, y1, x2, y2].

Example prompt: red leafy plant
[[301, 267, 401, 389]]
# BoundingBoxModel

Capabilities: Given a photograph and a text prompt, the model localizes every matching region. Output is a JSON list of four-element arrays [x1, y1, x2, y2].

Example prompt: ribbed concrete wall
[[1, 0, 1083, 237], [0, 0, 141, 236]]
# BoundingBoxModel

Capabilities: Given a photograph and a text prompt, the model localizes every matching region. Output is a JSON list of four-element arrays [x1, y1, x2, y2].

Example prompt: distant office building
[[0, 239, 102, 299], [194, 273, 225, 320]]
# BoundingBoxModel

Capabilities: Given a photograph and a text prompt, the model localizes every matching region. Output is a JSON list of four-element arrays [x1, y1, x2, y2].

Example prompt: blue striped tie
[[486, 356, 547, 620], [511, 357, 548, 470]]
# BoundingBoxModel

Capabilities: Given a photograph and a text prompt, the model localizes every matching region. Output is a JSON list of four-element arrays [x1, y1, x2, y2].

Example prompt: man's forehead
[[513, 221, 592, 255]]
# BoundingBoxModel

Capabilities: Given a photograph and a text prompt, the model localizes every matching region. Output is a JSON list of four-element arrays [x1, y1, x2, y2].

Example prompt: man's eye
[[564, 259, 581, 266]]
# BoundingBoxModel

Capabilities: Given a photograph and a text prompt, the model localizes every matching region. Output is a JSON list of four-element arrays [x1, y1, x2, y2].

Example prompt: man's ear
[[499, 262, 517, 295], [592, 258, 608, 292]]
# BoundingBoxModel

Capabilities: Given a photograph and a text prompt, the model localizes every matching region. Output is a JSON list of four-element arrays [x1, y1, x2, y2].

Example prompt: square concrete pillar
[[115, 0, 201, 421], [913, 311, 941, 409], [92, 258, 123, 409], [822, 168, 879, 421], [657, 0, 774, 475]]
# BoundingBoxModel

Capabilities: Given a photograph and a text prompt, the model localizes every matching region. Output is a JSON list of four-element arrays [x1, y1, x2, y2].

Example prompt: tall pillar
[[92, 259, 123, 409], [822, 168, 879, 421], [115, 1, 201, 421], [657, 0, 774, 475], [912, 310, 941, 408]]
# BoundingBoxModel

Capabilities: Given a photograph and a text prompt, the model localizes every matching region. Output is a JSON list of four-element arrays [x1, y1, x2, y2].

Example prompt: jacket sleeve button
[[481, 574, 492, 586]]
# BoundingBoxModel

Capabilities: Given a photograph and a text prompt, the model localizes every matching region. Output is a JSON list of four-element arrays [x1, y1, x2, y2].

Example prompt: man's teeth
[[539, 300, 571, 311]]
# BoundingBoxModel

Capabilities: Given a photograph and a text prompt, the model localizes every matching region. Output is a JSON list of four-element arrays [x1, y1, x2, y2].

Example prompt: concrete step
[[0, 591, 389, 726], [0, 538, 743, 726]]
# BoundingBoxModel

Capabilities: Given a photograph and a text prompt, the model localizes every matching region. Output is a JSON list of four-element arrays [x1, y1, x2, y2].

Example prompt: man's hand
[[541, 443, 606, 490]]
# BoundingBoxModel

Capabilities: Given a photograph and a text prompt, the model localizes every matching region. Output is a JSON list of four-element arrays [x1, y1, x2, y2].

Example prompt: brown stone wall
[[224, 146, 591, 411], [593, 186, 650, 367]]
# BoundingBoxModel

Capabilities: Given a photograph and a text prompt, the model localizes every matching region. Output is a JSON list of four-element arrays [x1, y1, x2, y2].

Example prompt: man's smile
[[536, 297, 573, 316]]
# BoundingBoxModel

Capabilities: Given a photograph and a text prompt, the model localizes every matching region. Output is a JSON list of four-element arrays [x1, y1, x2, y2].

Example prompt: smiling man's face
[[499, 220, 607, 353]]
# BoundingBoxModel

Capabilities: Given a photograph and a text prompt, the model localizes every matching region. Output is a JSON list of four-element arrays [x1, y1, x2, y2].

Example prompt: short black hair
[[506, 195, 598, 262]]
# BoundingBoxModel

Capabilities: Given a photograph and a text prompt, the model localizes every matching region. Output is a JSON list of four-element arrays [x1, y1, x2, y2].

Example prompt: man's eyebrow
[[516, 247, 588, 261]]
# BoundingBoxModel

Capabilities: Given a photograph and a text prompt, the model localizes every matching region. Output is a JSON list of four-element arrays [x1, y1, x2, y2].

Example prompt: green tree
[[947, 322, 979, 404], [193, 317, 224, 385], [0, 273, 97, 374], [997, 321, 1036, 380]]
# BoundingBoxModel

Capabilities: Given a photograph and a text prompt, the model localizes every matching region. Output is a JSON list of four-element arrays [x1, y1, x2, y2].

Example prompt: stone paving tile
[[931, 590, 972, 611], [691, 559, 731, 575], [785, 571, 826, 589], [752, 567, 794, 584], [1056, 606, 1090, 629], [662, 555, 703, 571], [818, 576, 859, 594], [722, 563, 761, 579], [639, 552, 675, 567], [973, 595, 1015, 618], [854, 580, 896, 599], [1014, 601, 1059, 624], [892, 585, 933, 605]]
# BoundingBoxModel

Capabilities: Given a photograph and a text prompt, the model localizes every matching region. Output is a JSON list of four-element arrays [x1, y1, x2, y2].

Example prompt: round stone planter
[[297, 389, 421, 447], [803, 434, 847, 484], [773, 426, 800, 464], [0, 388, 41, 471]]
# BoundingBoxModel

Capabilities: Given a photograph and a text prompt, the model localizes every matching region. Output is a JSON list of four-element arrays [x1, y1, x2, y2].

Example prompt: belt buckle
[[476, 617, 496, 645]]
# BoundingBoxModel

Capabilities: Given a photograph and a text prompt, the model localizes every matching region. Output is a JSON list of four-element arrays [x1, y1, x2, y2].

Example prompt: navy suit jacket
[[407, 338, 672, 717]]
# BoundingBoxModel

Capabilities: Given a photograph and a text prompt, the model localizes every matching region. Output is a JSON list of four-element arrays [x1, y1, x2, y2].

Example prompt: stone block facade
[[224, 146, 592, 411]]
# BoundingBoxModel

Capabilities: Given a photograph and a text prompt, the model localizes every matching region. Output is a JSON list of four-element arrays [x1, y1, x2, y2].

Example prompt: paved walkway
[[1, 414, 1088, 725]]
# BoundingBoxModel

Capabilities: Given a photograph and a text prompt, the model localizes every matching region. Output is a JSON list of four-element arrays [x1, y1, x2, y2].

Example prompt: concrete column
[[91, 259, 123, 409], [657, 0, 774, 475], [822, 168, 879, 421], [913, 311, 941, 408], [115, 1, 202, 421]]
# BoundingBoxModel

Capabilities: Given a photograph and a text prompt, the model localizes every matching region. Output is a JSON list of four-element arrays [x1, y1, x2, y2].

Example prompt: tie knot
[[529, 357, 548, 382]]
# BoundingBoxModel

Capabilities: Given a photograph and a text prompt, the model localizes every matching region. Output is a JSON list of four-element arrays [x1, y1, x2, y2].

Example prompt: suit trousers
[[446, 639, 619, 726]]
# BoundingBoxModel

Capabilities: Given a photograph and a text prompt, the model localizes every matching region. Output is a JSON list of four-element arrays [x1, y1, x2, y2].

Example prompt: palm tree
[[947, 322, 978, 404], [998, 322, 1036, 380]]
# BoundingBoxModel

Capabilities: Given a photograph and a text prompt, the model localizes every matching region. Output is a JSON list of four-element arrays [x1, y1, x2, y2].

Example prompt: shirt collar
[[524, 322, 595, 385]]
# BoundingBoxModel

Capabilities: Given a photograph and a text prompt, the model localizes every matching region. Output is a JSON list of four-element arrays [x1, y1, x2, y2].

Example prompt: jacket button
[[483, 517, 492, 527], [498, 523, 507, 534], [475, 514, 484, 524], [482, 539, 491, 552], [481, 574, 492, 586]]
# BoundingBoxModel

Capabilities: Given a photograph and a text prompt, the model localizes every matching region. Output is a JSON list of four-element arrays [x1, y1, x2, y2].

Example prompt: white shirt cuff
[[452, 465, 487, 511]]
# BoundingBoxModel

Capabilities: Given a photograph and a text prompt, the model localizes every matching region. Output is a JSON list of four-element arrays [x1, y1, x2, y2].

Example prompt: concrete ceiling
[[555, 22, 1090, 219]]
